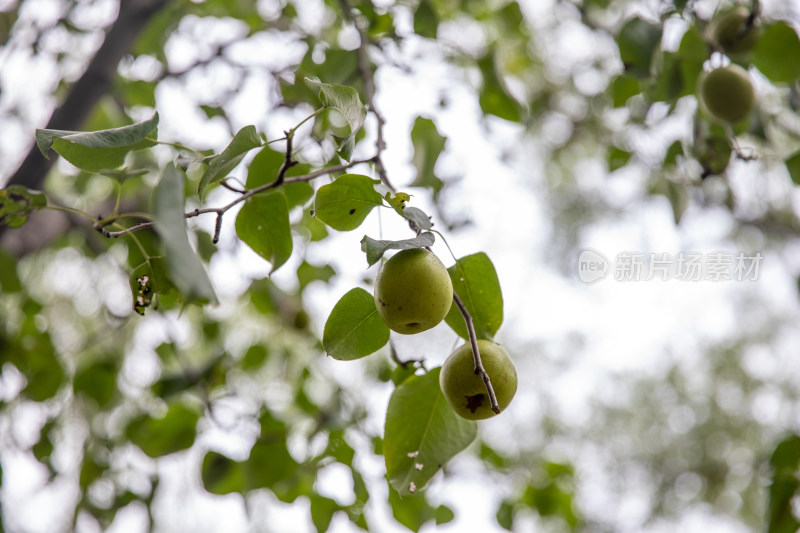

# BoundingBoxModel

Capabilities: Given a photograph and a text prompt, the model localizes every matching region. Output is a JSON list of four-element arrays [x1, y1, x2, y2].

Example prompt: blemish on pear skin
[[465, 394, 484, 413]]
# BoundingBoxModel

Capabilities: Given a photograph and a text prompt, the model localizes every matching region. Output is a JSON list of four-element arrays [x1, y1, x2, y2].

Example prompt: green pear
[[374, 248, 453, 334], [439, 340, 517, 420], [699, 65, 755, 123], [695, 136, 732, 176], [711, 7, 761, 56]]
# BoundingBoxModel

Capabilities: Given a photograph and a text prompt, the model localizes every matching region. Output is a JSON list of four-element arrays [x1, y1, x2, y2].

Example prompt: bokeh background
[[2, 0, 800, 531]]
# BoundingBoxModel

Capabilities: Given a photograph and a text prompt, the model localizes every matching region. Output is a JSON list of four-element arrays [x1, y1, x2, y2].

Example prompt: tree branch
[[4, 0, 171, 190], [452, 292, 500, 414], [103, 157, 375, 239], [337, 0, 395, 192]]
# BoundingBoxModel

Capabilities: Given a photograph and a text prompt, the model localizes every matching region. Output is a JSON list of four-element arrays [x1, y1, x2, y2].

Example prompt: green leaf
[[360, 232, 435, 267], [306, 78, 367, 160], [98, 167, 149, 184], [617, 17, 662, 78], [73, 360, 117, 408], [125, 402, 200, 458], [754, 23, 800, 83], [478, 51, 522, 122], [384, 192, 411, 216], [14, 333, 64, 402], [410, 117, 446, 195], [413, 0, 438, 38], [693, 128, 732, 176], [443, 253, 504, 340], [200, 105, 226, 120], [0, 185, 47, 228], [202, 451, 245, 495], [235, 191, 293, 275], [325, 429, 356, 466], [242, 345, 270, 370], [310, 494, 341, 533], [664, 140, 684, 167], [297, 261, 336, 290], [385, 367, 477, 495], [246, 411, 298, 490], [392, 364, 418, 387], [151, 354, 225, 399], [785, 152, 800, 185], [387, 485, 441, 532], [0, 249, 21, 292], [36, 112, 158, 172], [153, 164, 217, 304], [607, 146, 631, 172], [435, 505, 455, 525], [650, 178, 688, 224], [676, 25, 707, 96], [652, 25, 706, 103], [651, 52, 683, 103], [768, 434, 800, 533], [198, 125, 263, 199], [496, 500, 515, 530], [33, 421, 55, 465], [313, 174, 383, 231], [522, 482, 579, 527], [403, 207, 433, 230], [609, 74, 640, 107], [323, 288, 390, 360]]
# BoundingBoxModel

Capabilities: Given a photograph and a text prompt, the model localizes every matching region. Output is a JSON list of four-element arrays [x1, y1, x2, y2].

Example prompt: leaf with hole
[[129, 257, 175, 315], [313, 174, 383, 231], [0, 185, 47, 228]]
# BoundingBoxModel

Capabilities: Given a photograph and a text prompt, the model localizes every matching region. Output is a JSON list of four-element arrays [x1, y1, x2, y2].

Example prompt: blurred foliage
[[2, 0, 800, 532]]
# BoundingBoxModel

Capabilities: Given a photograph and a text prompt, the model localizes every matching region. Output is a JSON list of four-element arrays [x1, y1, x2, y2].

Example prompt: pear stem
[[452, 292, 500, 414]]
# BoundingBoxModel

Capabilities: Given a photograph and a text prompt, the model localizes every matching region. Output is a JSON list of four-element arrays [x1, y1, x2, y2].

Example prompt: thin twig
[[337, 0, 395, 192], [389, 340, 424, 369], [212, 213, 223, 244], [452, 292, 500, 414], [272, 130, 298, 188], [220, 178, 246, 193]]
